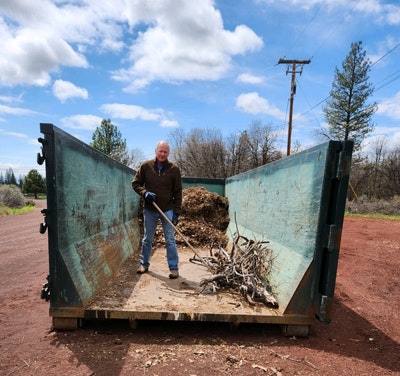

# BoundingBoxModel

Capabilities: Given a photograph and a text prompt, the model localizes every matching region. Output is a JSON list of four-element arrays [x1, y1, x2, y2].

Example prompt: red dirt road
[[0, 202, 399, 375]]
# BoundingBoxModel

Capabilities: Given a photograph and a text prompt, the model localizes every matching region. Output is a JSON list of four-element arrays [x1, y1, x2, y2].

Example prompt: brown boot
[[169, 270, 179, 279], [137, 265, 149, 274]]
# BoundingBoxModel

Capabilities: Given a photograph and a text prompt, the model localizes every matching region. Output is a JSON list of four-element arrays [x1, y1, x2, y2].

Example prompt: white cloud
[[362, 131, 400, 159], [113, 1, 263, 91], [0, 94, 23, 104], [0, 128, 28, 139], [101, 103, 179, 127], [0, 128, 38, 148], [255, 0, 400, 25], [0, 104, 38, 116], [0, 0, 125, 87], [0, 162, 23, 173], [52, 80, 88, 102], [160, 119, 179, 128], [0, 161, 44, 178], [237, 73, 265, 85], [60, 114, 103, 130], [236, 92, 286, 120], [0, 1, 263, 91], [101, 103, 162, 121], [0, 23, 88, 87], [385, 4, 400, 25], [377, 91, 400, 119], [355, 1, 400, 25]]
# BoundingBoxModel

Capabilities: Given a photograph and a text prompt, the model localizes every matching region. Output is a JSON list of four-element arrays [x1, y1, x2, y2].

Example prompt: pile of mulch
[[145, 187, 230, 248]]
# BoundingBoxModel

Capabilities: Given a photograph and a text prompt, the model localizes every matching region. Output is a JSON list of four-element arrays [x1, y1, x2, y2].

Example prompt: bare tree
[[169, 128, 189, 172], [225, 131, 250, 176], [129, 148, 146, 170], [226, 121, 281, 175], [368, 137, 388, 199], [381, 146, 400, 198], [170, 128, 227, 178], [185, 128, 227, 178], [247, 120, 281, 167], [348, 139, 400, 200], [168, 122, 281, 178]]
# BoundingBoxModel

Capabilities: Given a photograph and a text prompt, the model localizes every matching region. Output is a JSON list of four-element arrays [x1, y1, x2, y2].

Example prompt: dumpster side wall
[[41, 124, 141, 309], [224, 141, 352, 312], [182, 177, 225, 196]]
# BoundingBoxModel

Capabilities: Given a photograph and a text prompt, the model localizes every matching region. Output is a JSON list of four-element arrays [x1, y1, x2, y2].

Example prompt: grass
[[345, 212, 400, 221], [0, 203, 36, 217], [346, 197, 400, 220]]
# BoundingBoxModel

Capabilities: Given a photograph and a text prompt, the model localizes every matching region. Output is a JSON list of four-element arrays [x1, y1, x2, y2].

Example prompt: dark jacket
[[132, 158, 182, 214]]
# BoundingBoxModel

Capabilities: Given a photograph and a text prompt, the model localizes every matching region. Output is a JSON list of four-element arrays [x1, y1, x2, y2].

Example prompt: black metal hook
[[37, 137, 47, 165], [39, 208, 48, 234]]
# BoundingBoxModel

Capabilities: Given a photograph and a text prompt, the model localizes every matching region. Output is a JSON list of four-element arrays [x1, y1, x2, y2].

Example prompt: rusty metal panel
[[225, 141, 353, 321], [40, 123, 141, 309]]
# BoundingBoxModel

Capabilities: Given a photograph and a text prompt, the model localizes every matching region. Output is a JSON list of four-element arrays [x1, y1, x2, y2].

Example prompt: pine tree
[[5, 168, 17, 185], [90, 119, 133, 165], [323, 41, 377, 152], [22, 169, 46, 199]]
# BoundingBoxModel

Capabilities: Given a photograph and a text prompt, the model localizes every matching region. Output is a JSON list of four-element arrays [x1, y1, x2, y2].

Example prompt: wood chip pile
[[150, 187, 230, 247]]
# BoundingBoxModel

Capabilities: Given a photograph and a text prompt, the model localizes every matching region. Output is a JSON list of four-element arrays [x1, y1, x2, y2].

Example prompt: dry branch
[[269, 349, 318, 369], [192, 232, 279, 308]]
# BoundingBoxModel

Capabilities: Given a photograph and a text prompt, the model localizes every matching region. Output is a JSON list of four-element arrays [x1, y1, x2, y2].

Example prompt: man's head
[[155, 141, 170, 163]]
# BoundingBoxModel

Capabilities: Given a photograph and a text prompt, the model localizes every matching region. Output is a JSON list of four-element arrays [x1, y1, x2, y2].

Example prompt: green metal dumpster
[[38, 123, 352, 336]]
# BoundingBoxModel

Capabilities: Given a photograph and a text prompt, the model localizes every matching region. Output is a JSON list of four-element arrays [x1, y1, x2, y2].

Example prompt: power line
[[289, 0, 326, 53], [375, 69, 400, 92], [371, 42, 400, 68], [295, 79, 323, 128]]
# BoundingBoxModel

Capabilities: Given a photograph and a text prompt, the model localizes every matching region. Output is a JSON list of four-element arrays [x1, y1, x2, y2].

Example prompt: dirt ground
[[0, 199, 399, 376]]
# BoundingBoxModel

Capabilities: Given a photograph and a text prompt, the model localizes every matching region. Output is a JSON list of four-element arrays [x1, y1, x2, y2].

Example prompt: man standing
[[132, 141, 182, 279]]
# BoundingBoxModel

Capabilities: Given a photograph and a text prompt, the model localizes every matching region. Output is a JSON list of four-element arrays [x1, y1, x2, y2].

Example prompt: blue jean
[[140, 208, 179, 270]]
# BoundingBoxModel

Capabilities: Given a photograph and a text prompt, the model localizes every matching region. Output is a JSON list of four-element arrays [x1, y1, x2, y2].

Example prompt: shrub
[[25, 199, 36, 206], [346, 196, 400, 216], [0, 185, 26, 208]]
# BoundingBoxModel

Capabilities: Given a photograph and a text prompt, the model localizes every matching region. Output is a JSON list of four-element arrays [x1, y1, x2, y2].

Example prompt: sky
[[1, 0, 399, 178]]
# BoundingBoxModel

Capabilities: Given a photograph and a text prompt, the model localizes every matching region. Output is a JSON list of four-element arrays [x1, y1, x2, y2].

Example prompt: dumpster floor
[[86, 246, 282, 322]]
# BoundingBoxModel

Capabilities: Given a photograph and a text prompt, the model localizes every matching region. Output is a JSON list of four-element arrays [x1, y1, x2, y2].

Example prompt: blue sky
[[1, 0, 399, 178]]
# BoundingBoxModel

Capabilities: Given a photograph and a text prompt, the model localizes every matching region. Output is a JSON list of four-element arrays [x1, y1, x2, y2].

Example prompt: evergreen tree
[[90, 119, 132, 165], [322, 41, 377, 152], [22, 169, 46, 199], [5, 168, 17, 185]]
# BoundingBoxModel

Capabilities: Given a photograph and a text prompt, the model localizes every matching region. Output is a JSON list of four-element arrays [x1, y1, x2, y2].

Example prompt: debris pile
[[152, 187, 230, 247], [150, 186, 278, 308], [194, 233, 279, 308]]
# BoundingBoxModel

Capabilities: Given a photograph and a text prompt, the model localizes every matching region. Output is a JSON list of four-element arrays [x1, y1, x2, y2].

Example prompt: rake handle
[[151, 201, 212, 272]]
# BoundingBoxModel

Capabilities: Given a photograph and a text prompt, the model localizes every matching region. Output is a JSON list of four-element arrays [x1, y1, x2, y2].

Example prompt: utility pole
[[278, 58, 311, 156]]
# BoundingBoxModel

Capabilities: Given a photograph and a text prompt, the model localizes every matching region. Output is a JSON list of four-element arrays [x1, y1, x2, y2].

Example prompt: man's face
[[155, 143, 169, 162]]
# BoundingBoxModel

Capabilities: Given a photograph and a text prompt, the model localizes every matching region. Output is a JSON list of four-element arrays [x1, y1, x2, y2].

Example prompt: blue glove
[[172, 213, 179, 226], [144, 191, 156, 203]]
